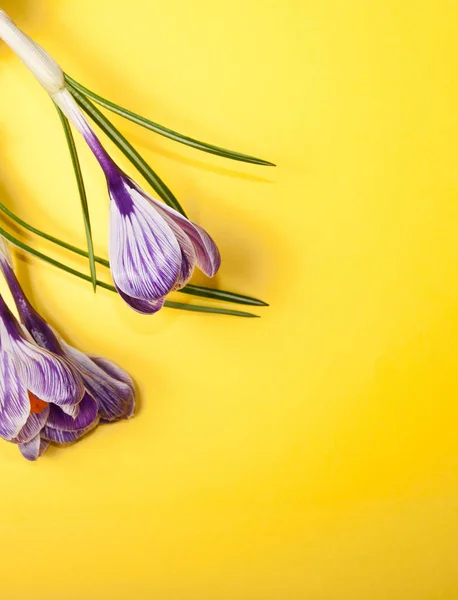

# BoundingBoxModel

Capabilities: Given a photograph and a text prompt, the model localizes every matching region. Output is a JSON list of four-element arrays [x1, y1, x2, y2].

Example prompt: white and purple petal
[[41, 423, 96, 445], [18, 435, 50, 461], [0, 300, 84, 416], [46, 393, 98, 431], [149, 204, 197, 289], [0, 348, 31, 440], [13, 404, 50, 444], [4, 333, 84, 416], [143, 191, 221, 278], [116, 288, 166, 315], [59, 340, 135, 422], [86, 354, 135, 392], [109, 179, 181, 303]]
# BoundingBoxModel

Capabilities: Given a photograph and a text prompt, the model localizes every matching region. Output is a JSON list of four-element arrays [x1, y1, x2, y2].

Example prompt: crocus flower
[[0, 297, 86, 459], [0, 240, 135, 460], [0, 11, 221, 314]]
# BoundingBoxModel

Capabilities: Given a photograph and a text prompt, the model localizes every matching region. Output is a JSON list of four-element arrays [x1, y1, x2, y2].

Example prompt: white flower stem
[[0, 9, 64, 94], [0, 11, 117, 176]]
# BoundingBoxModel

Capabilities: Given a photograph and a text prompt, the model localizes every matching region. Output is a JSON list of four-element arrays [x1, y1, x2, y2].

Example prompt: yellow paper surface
[[0, 1, 457, 598]]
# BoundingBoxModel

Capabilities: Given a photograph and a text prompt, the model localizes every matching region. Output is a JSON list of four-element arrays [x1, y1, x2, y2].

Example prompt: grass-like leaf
[[0, 226, 259, 317], [0, 198, 103, 262], [66, 83, 187, 217], [55, 106, 97, 291], [64, 74, 275, 167], [163, 301, 259, 317], [0, 202, 267, 307], [180, 284, 269, 306]]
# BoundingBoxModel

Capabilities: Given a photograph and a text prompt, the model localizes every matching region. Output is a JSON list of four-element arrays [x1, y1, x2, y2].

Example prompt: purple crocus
[[0, 11, 221, 313], [0, 240, 135, 460], [53, 90, 221, 313], [0, 299, 86, 460], [0, 10, 220, 314]]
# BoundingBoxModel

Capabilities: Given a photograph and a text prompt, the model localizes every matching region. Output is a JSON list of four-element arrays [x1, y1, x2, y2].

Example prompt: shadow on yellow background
[[0, 1, 457, 598]]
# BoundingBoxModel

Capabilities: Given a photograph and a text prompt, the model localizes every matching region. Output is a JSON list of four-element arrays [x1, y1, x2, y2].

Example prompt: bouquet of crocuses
[[0, 10, 271, 460]]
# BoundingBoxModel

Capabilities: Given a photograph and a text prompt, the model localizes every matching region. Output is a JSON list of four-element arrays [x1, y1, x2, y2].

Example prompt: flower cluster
[[0, 10, 268, 461], [0, 240, 135, 460], [0, 10, 222, 459]]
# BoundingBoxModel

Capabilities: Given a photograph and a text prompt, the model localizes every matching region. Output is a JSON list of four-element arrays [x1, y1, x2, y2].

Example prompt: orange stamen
[[28, 390, 47, 414]]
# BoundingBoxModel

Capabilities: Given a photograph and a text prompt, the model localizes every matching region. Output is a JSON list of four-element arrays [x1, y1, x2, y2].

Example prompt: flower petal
[[86, 354, 135, 392], [149, 205, 197, 289], [116, 288, 166, 315], [183, 219, 221, 277], [146, 194, 221, 278], [4, 334, 85, 414], [18, 435, 50, 461], [47, 392, 98, 431], [41, 423, 95, 445], [13, 404, 50, 444], [0, 349, 30, 440], [109, 179, 181, 302], [59, 340, 135, 422]]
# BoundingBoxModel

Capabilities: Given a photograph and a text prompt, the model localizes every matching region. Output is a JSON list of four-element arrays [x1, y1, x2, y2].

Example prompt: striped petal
[[59, 340, 135, 422], [146, 194, 221, 278], [18, 436, 50, 461], [149, 204, 197, 289], [116, 288, 165, 315], [2, 330, 84, 416], [0, 348, 30, 440], [87, 354, 135, 392], [47, 392, 98, 431], [109, 178, 181, 304], [41, 423, 95, 445], [180, 218, 221, 277], [13, 404, 50, 444]]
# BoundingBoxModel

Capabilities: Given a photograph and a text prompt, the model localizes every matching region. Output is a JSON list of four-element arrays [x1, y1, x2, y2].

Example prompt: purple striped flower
[[0, 11, 221, 313], [54, 90, 221, 313], [0, 241, 135, 460], [0, 299, 86, 460]]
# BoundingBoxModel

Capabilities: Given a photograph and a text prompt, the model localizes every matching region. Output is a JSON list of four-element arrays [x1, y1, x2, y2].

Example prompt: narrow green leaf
[[0, 202, 267, 307], [0, 198, 109, 264], [0, 225, 100, 286], [64, 74, 276, 167], [0, 226, 258, 317], [179, 284, 268, 306], [55, 106, 97, 291], [164, 301, 259, 318], [66, 84, 187, 217]]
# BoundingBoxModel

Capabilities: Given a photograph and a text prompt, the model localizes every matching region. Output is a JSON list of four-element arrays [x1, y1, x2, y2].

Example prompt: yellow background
[[0, 0, 457, 598]]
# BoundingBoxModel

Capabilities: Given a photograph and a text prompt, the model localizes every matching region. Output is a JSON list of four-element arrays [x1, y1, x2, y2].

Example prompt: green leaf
[[0, 202, 267, 307], [66, 84, 187, 217], [64, 74, 276, 167], [0, 225, 101, 287], [164, 301, 259, 318], [179, 284, 268, 306], [0, 198, 110, 265], [0, 226, 258, 317], [55, 106, 97, 291]]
